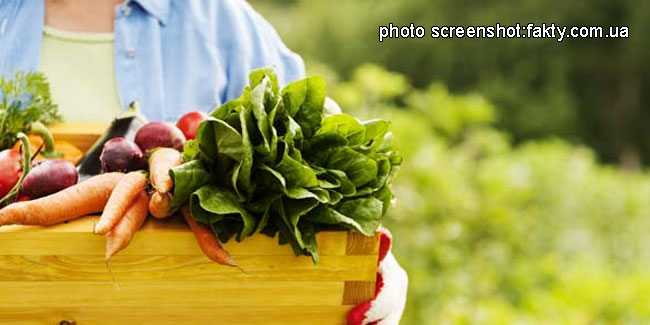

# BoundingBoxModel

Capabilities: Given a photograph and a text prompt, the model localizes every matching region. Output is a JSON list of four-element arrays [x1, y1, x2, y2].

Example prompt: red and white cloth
[[347, 228, 408, 325]]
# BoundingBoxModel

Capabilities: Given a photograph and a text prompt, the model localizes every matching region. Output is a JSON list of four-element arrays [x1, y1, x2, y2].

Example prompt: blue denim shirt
[[0, 0, 305, 122]]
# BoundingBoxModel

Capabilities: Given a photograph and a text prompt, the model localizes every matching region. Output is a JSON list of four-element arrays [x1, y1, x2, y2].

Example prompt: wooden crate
[[0, 123, 380, 324]]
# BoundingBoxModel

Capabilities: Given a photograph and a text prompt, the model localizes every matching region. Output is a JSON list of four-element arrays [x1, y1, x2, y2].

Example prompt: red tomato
[[0, 149, 22, 199], [176, 111, 208, 140]]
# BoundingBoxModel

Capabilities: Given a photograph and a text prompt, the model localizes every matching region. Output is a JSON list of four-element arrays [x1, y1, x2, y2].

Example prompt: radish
[[20, 159, 78, 199], [100, 137, 145, 173], [134, 122, 186, 153], [177, 111, 208, 140], [0, 149, 23, 199]]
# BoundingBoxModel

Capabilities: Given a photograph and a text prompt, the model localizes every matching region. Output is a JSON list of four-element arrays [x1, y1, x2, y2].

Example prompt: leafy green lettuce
[[170, 67, 401, 262]]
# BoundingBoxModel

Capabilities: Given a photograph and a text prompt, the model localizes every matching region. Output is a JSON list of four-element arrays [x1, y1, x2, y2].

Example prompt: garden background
[[251, 0, 650, 323]]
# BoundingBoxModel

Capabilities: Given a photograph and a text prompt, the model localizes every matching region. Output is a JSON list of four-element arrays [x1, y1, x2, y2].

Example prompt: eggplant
[[76, 102, 147, 180]]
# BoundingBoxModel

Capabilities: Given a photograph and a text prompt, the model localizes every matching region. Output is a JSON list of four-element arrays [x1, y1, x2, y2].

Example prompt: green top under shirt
[[39, 26, 123, 123]]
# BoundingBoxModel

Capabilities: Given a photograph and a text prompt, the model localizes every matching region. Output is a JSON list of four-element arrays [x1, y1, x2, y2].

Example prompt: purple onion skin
[[100, 137, 146, 173], [21, 159, 78, 199], [134, 122, 187, 153]]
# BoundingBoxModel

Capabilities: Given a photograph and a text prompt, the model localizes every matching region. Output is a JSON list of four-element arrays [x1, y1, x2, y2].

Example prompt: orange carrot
[[149, 148, 182, 194], [149, 191, 172, 219], [0, 172, 123, 226], [105, 191, 149, 261], [181, 205, 237, 267], [95, 171, 147, 235]]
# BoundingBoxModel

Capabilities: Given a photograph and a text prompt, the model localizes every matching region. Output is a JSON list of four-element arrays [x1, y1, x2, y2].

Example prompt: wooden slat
[[346, 231, 381, 255], [0, 282, 344, 307], [50, 122, 107, 152], [0, 123, 384, 322], [0, 255, 377, 282], [0, 306, 350, 325], [50, 122, 108, 136], [0, 215, 190, 233], [0, 216, 348, 256], [342, 281, 376, 305]]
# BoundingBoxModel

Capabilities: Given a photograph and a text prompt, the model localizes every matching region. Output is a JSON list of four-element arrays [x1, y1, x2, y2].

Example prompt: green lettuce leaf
[[282, 76, 326, 137], [169, 160, 211, 210], [190, 185, 257, 241], [175, 66, 401, 262], [326, 147, 378, 188], [305, 196, 383, 236]]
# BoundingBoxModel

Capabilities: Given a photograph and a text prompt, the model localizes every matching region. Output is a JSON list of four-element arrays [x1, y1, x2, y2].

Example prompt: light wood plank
[[0, 255, 377, 282], [343, 281, 376, 305], [0, 216, 349, 256], [0, 215, 192, 233], [346, 231, 381, 255], [50, 122, 107, 152], [3, 120, 381, 318], [0, 306, 350, 325], [0, 282, 343, 308], [50, 122, 108, 136]]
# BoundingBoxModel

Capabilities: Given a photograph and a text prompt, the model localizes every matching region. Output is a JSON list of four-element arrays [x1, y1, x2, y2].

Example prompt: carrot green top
[[39, 26, 123, 123]]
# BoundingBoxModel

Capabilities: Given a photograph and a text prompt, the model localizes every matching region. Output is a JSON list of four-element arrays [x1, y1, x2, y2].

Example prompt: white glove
[[347, 228, 408, 325]]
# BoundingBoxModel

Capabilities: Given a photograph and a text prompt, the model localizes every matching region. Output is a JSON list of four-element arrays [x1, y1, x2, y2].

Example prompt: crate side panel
[[50, 122, 107, 152], [0, 282, 344, 307], [346, 232, 381, 255], [0, 306, 349, 325], [0, 217, 348, 256], [343, 281, 377, 305], [0, 255, 377, 282]]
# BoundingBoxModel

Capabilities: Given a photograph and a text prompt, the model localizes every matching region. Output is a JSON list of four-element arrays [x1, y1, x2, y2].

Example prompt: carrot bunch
[[147, 148, 182, 218], [148, 148, 238, 267], [181, 205, 238, 267], [0, 145, 238, 268], [105, 191, 149, 261], [0, 172, 124, 226], [95, 171, 149, 262]]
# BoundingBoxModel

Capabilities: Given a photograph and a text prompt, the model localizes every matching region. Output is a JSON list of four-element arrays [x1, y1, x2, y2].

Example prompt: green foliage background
[[323, 64, 650, 323], [253, 0, 650, 165], [250, 1, 650, 323]]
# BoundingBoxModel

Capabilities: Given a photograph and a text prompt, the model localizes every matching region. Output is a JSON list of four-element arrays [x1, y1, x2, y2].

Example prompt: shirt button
[[126, 48, 137, 58], [122, 6, 132, 16]]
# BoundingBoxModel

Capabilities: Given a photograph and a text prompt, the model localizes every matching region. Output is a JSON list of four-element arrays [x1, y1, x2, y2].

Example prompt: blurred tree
[[251, 0, 650, 164], [323, 63, 650, 324]]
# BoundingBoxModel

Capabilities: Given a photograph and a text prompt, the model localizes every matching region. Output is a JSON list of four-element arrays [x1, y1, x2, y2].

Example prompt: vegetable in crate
[[77, 102, 147, 179], [105, 191, 149, 261], [181, 205, 237, 267], [95, 171, 147, 235], [11, 122, 84, 164], [148, 148, 183, 218], [0, 133, 32, 208], [100, 137, 145, 173], [0, 71, 61, 151], [149, 191, 173, 219], [0, 148, 23, 199], [20, 159, 78, 199], [177, 110, 208, 140], [134, 121, 186, 153], [149, 148, 182, 194], [0, 172, 123, 226], [171, 67, 401, 262]]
